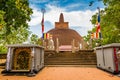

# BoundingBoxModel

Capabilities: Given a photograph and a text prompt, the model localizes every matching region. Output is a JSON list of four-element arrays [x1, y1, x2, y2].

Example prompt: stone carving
[[47, 37, 55, 50]]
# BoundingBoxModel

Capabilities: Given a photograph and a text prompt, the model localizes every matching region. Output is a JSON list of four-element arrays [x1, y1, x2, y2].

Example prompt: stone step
[[45, 58, 96, 61], [47, 56, 96, 59], [45, 55, 96, 58], [45, 58, 96, 60], [46, 58, 96, 60], [45, 59, 96, 61], [45, 65, 97, 67], [45, 62, 96, 65], [48, 56, 95, 58], [44, 50, 97, 65], [49, 52, 95, 55], [51, 53, 96, 55], [45, 60, 96, 63]]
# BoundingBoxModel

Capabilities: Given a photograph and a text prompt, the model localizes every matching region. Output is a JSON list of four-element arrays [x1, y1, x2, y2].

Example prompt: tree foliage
[[30, 34, 43, 45], [85, 0, 120, 48], [0, 0, 33, 53], [0, 10, 5, 29], [0, 0, 32, 34], [0, 26, 31, 53]]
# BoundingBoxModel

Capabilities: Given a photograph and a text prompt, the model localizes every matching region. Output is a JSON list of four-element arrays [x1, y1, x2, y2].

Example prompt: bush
[[0, 46, 7, 53]]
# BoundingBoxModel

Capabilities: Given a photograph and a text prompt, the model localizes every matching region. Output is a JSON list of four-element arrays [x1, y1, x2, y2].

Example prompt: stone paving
[[0, 67, 120, 80]]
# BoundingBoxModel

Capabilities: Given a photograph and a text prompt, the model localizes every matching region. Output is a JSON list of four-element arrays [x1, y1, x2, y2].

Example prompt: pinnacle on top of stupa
[[59, 13, 64, 23], [55, 13, 69, 29]]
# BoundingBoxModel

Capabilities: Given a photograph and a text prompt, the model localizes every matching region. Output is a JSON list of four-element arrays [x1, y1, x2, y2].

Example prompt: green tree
[[0, 26, 31, 53], [85, 0, 120, 48], [0, 10, 5, 29], [101, 0, 120, 44], [0, 0, 33, 53], [0, 0, 32, 35], [30, 34, 39, 44], [30, 34, 43, 45], [103, 0, 120, 42]]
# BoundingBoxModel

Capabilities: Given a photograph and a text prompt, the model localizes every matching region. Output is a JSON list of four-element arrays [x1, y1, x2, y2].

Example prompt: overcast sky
[[28, 0, 105, 37]]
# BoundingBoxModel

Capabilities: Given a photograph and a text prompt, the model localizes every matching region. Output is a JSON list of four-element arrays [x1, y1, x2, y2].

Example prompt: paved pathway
[[0, 67, 120, 80]]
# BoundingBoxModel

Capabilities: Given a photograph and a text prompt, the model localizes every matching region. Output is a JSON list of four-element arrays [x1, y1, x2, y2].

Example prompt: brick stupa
[[46, 13, 87, 50]]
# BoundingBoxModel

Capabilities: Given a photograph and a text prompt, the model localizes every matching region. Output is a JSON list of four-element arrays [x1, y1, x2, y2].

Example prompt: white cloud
[[45, 4, 65, 24], [64, 10, 97, 27], [28, 6, 42, 26], [65, 3, 82, 9], [28, 4, 65, 26], [28, 4, 98, 37]]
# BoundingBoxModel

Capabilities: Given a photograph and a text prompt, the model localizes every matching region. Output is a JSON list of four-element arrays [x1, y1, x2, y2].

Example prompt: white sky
[[28, 4, 98, 37]]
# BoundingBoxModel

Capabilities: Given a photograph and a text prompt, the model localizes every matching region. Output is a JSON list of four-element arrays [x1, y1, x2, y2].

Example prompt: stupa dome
[[45, 13, 87, 50], [47, 28, 83, 47]]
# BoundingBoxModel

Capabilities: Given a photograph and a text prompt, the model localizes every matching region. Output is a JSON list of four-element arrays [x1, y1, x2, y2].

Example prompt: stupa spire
[[59, 13, 64, 22], [55, 13, 68, 29]]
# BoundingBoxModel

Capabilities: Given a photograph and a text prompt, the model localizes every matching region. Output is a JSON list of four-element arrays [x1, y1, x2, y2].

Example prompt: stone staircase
[[44, 50, 97, 66], [0, 50, 97, 68]]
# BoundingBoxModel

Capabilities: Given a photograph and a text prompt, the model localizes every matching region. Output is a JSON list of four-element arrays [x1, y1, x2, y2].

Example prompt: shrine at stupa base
[[43, 13, 87, 52]]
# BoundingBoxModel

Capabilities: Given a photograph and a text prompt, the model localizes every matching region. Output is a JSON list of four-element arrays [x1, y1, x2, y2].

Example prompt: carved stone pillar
[[56, 38, 59, 53], [72, 39, 75, 53]]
